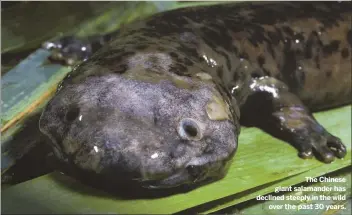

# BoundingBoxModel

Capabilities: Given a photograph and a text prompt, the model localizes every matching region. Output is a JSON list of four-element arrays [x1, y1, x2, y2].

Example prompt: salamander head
[[39, 53, 239, 189]]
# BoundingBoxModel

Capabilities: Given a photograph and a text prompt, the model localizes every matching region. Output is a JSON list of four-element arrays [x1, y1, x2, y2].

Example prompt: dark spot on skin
[[292, 33, 305, 44], [304, 34, 314, 59], [232, 45, 238, 54], [135, 36, 147, 42], [326, 70, 332, 78], [267, 31, 280, 45], [150, 55, 160, 63], [267, 43, 276, 58], [96, 51, 135, 67], [169, 52, 178, 58], [263, 68, 271, 76], [143, 31, 161, 38], [204, 142, 214, 153], [127, 30, 139, 35], [216, 67, 224, 78], [200, 25, 233, 51], [186, 165, 204, 180], [169, 143, 186, 159], [322, 40, 340, 55], [233, 71, 240, 81], [184, 58, 193, 66], [153, 115, 158, 125], [217, 50, 232, 71], [141, 144, 152, 152], [157, 47, 166, 52], [135, 44, 148, 50], [112, 64, 127, 74], [347, 30, 352, 47], [282, 26, 294, 37], [257, 55, 265, 67], [315, 55, 321, 69], [274, 27, 285, 42], [90, 41, 103, 53], [65, 106, 80, 122], [251, 71, 262, 78], [178, 45, 199, 60], [239, 52, 249, 59], [341, 48, 349, 58], [247, 24, 267, 46], [170, 64, 190, 77]]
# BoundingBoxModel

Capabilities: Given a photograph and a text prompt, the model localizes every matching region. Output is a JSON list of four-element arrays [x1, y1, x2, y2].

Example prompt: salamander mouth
[[139, 163, 226, 189], [140, 170, 192, 189]]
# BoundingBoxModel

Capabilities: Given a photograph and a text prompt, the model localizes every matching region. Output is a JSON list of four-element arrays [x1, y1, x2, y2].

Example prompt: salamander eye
[[65, 106, 80, 122], [178, 118, 202, 141]]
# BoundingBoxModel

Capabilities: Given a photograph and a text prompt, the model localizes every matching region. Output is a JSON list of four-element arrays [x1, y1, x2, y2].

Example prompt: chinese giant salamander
[[39, 1, 351, 189]]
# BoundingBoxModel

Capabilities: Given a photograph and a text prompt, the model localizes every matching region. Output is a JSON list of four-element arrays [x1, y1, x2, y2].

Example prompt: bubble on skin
[[79, 115, 83, 121], [231, 85, 240, 95], [250, 77, 280, 98], [94, 145, 99, 153], [151, 152, 159, 159], [42, 41, 56, 49], [202, 54, 218, 67]]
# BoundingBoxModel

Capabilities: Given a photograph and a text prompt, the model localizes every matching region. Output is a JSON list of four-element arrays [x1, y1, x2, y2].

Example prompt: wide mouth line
[[139, 169, 191, 189]]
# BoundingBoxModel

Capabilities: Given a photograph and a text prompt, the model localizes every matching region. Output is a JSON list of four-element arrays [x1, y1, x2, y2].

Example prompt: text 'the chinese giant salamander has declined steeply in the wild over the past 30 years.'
[[39, 1, 351, 189]]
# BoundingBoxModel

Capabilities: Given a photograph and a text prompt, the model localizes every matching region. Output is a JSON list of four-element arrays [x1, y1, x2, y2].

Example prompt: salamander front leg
[[240, 77, 347, 163], [42, 31, 119, 65]]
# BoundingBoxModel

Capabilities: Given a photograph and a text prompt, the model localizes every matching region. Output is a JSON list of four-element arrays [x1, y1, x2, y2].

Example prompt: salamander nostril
[[184, 123, 198, 137], [178, 118, 202, 141]]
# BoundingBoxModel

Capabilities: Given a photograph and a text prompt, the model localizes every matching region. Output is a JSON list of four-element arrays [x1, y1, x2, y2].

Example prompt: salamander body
[[40, 2, 351, 189]]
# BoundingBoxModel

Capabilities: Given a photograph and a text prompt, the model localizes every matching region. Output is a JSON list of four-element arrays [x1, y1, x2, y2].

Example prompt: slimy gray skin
[[40, 2, 351, 189]]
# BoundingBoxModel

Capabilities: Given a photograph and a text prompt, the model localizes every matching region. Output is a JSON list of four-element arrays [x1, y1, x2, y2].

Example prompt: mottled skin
[[40, 2, 351, 189]]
